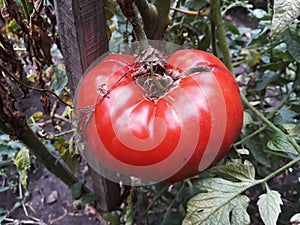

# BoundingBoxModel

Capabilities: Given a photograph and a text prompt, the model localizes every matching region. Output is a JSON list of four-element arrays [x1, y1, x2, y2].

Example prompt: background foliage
[[0, 0, 300, 224]]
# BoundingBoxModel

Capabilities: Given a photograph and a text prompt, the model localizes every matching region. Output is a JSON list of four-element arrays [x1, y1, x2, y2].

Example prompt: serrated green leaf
[[184, 162, 259, 225], [183, 169, 257, 225], [257, 188, 283, 225], [208, 161, 255, 182], [267, 133, 298, 155], [270, 0, 300, 36], [14, 147, 31, 188], [183, 177, 254, 225], [224, 22, 239, 35]]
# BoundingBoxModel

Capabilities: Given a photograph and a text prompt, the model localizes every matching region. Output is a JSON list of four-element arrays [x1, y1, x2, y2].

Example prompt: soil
[[0, 163, 102, 225]]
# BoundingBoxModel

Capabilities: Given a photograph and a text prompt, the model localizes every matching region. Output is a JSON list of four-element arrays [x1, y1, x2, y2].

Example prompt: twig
[[48, 207, 68, 225], [170, 7, 209, 17]]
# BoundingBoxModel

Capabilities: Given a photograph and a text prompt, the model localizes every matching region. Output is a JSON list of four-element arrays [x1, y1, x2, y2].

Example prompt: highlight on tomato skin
[[75, 44, 244, 185]]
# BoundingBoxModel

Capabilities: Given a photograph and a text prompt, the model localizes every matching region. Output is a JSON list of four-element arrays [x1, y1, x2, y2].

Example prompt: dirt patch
[[0, 163, 101, 225]]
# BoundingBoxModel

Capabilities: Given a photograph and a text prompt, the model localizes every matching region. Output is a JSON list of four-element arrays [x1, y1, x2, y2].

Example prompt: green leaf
[[183, 162, 258, 225], [82, 193, 100, 205], [251, 71, 280, 92], [248, 29, 269, 48], [243, 111, 253, 127], [0, 186, 10, 192], [245, 49, 260, 67], [102, 212, 121, 225], [207, 161, 255, 182], [70, 181, 83, 200], [14, 147, 31, 188], [49, 64, 68, 95], [274, 107, 298, 124], [0, 144, 18, 155], [224, 22, 239, 35], [267, 133, 298, 155], [53, 137, 80, 173], [289, 124, 300, 142], [244, 139, 271, 167], [282, 28, 300, 62], [124, 189, 134, 225], [31, 111, 43, 122], [270, 0, 300, 36], [183, 178, 252, 225], [0, 215, 7, 224], [257, 187, 283, 225], [5, 19, 20, 35]]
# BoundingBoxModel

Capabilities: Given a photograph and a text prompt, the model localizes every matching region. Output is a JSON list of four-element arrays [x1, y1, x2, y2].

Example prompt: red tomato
[[76, 49, 243, 184]]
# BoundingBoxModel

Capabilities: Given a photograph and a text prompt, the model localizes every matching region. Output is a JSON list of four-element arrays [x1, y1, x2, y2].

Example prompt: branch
[[170, 7, 209, 17], [19, 124, 91, 194], [117, 0, 148, 49], [0, 78, 91, 194], [135, 0, 171, 40]]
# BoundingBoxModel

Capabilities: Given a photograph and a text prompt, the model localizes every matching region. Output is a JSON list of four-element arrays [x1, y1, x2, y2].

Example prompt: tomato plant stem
[[135, 0, 171, 40], [141, 183, 171, 217], [241, 93, 300, 154], [132, 5, 149, 50], [261, 156, 300, 183], [210, 0, 233, 73], [234, 125, 267, 147]]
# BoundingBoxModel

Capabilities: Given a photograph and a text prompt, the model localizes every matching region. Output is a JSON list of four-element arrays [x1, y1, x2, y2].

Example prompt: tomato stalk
[[149, 61, 165, 91]]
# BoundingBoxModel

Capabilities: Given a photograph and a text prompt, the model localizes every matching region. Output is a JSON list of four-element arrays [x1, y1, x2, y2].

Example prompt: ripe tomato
[[76, 47, 243, 184]]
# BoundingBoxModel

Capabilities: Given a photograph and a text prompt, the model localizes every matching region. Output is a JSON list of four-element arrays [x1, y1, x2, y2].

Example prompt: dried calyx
[[132, 46, 180, 101]]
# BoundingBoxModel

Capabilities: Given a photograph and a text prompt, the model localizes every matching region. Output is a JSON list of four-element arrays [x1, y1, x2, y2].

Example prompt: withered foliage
[[0, 0, 59, 132]]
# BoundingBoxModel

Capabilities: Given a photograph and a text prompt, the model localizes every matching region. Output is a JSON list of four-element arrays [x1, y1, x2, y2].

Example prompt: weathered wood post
[[54, 0, 121, 212]]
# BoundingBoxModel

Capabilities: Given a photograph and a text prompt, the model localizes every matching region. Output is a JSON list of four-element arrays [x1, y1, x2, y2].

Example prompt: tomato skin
[[76, 49, 243, 183]]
